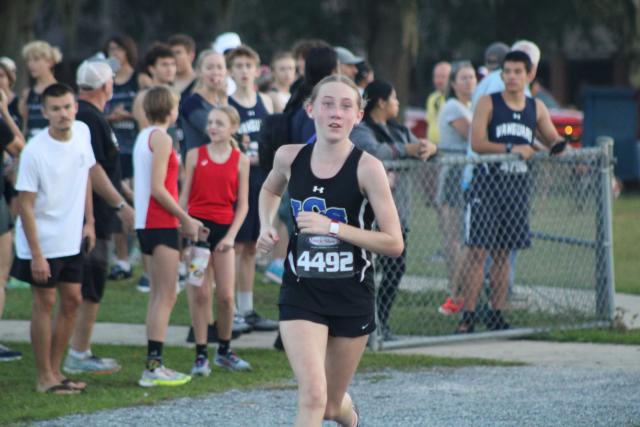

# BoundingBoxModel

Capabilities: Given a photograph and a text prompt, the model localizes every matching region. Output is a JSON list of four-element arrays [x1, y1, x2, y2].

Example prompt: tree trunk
[[365, 0, 418, 112]]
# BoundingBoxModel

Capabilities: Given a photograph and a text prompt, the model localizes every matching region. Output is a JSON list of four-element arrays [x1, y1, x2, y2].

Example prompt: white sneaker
[[138, 365, 191, 387]]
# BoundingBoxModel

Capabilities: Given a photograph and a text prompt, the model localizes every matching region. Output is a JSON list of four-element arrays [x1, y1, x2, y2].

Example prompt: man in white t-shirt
[[10, 83, 96, 395]]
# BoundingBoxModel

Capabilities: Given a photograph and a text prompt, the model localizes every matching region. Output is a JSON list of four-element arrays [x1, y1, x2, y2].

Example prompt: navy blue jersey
[[25, 88, 48, 140], [180, 92, 213, 151], [488, 93, 537, 147], [280, 143, 376, 316], [105, 72, 138, 154], [228, 94, 270, 160]]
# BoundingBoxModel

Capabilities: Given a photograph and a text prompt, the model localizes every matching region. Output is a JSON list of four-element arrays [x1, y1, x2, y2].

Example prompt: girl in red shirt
[[180, 105, 250, 375]]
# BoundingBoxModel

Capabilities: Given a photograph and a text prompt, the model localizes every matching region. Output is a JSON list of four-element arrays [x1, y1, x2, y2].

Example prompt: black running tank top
[[280, 143, 376, 316]]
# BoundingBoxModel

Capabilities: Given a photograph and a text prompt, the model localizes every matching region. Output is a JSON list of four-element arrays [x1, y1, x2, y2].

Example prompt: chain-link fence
[[369, 139, 616, 350]]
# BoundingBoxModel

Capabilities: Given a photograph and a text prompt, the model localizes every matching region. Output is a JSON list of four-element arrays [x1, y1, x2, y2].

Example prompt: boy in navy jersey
[[459, 51, 565, 333]]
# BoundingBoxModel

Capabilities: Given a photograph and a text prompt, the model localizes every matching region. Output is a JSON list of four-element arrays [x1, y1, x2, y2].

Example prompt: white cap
[[213, 32, 242, 54], [77, 54, 119, 90], [511, 40, 541, 66], [335, 46, 363, 65]]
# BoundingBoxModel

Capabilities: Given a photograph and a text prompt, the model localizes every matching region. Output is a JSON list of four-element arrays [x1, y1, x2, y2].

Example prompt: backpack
[[258, 112, 291, 172]]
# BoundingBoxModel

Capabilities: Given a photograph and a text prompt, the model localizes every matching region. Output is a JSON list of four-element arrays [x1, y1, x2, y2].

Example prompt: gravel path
[[34, 366, 640, 427]]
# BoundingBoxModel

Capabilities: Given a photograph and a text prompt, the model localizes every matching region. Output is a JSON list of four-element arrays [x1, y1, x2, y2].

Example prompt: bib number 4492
[[297, 251, 353, 274]]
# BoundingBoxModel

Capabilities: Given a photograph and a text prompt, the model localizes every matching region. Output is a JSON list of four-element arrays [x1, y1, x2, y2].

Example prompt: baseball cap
[[484, 42, 509, 68], [334, 46, 363, 65], [213, 32, 242, 54], [76, 53, 120, 90]]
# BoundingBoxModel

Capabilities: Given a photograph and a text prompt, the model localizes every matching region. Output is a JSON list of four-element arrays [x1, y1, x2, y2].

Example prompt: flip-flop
[[61, 379, 87, 391], [41, 383, 81, 395]]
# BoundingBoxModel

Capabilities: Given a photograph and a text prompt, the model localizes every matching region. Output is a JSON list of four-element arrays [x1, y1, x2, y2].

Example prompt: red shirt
[[188, 145, 240, 224]]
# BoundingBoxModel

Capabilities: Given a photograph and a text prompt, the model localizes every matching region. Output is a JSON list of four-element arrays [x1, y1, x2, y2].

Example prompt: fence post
[[595, 136, 616, 320]]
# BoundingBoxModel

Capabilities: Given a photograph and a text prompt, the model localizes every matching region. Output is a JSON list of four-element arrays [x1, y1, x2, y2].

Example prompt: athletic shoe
[[233, 313, 253, 334], [138, 366, 191, 387], [273, 333, 284, 351], [186, 323, 241, 343], [352, 401, 361, 427], [63, 353, 121, 374], [214, 350, 251, 371], [438, 297, 463, 315], [243, 310, 278, 331], [264, 260, 284, 285], [455, 311, 476, 334], [190, 356, 211, 377], [0, 344, 22, 362], [136, 275, 150, 293], [108, 264, 132, 280], [484, 310, 511, 331], [6, 277, 30, 290]]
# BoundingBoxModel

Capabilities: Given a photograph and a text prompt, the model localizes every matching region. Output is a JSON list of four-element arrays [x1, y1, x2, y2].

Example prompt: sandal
[[40, 383, 81, 395], [61, 378, 87, 391]]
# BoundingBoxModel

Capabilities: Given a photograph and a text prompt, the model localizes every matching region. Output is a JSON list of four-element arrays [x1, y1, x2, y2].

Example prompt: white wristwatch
[[328, 220, 340, 237]]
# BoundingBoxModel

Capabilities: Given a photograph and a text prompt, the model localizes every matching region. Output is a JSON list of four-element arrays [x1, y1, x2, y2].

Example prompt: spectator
[[11, 83, 96, 394], [0, 88, 24, 362], [425, 61, 451, 144], [268, 51, 296, 113], [179, 105, 251, 375], [226, 45, 277, 332], [104, 34, 139, 282], [350, 80, 436, 339], [458, 51, 563, 333], [0, 58, 21, 222], [435, 60, 477, 315], [133, 85, 202, 387], [354, 61, 374, 96], [64, 58, 135, 375], [19, 41, 61, 140], [334, 46, 363, 81], [168, 34, 197, 97]]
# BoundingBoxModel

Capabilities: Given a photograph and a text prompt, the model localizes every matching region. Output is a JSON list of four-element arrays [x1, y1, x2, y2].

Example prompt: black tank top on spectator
[[26, 88, 48, 140], [7, 96, 22, 130], [105, 72, 138, 154], [228, 95, 269, 161], [487, 93, 537, 174], [280, 143, 375, 316]]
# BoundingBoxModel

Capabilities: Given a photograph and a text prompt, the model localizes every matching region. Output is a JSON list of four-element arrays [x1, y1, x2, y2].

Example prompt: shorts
[[82, 238, 109, 303], [436, 164, 464, 208], [0, 197, 12, 235], [3, 177, 17, 203], [119, 153, 133, 180], [279, 304, 376, 338], [11, 253, 84, 288], [236, 167, 265, 242], [192, 216, 230, 250], [464, 164, 531, 250], [136, 228, 180, 255]]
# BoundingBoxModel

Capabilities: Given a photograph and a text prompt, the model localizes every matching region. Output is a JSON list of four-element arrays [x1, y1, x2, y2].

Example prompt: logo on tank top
[[495, 122, 533, 144], [513, 113, 521, 120], [312, 186, 324, 194], [290, 196, 347, 223], [239, 118, 261, 134], [200, 159, 209, 166]]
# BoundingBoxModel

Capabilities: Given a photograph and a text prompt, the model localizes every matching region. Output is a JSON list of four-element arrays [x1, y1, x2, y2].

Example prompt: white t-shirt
[[438, 98, 472, 152], [15, 121, 96, 259]]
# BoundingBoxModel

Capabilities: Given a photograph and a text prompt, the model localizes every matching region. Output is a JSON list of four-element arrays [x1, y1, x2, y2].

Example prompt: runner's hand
[[215, 235, 235, 252], [257, 226, 279, 253], [512, 144, 536, 160], [30, 255, 51, 285], [296, 211, 331, 235], [181, 217, 203, 241]]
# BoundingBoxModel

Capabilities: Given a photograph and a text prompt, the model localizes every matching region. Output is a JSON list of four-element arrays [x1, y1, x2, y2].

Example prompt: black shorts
[[0, 197, 12, 235], [192, 217, 230, 250], [119, 153, 133, 180], [236, 167, 265, 242], [136, 228, 180, 255], [464, 163, 531, 250], [82, 239, 109, 303], [279, 304, 376, 338], [11, 253, 84, 288]]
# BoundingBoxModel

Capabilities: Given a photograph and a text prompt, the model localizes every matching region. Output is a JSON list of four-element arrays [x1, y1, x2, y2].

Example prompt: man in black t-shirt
[[63, 59, 134, 374], [0, 91, 25, 361]]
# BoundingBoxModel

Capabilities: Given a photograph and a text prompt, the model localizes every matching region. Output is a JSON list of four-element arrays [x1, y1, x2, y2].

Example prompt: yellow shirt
[[425, 90, 446, 144]]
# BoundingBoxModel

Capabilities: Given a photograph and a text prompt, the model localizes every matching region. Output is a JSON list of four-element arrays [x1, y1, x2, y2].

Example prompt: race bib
[[295, 234, 355, 279]]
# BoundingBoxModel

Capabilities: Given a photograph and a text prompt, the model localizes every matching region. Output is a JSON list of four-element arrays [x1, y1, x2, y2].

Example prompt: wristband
[[505, 143, 513, 154], [328, 220, 340, 237]]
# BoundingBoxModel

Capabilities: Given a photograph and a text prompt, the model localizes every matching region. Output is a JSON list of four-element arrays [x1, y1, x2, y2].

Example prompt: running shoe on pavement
[[63, 353, 121, 374], [214, 350, 251, 371], [438, 297, 463, 315], [138, 366, 191, 387], [0, 344, 22, 362], [243, 310, 278, 331], [190, 356, 211, 377]]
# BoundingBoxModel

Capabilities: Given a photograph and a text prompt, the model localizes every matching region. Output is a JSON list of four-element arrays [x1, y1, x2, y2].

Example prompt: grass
[[612, 195, 640, 294], [0, 342, 507, 425], [526, 327, 640, 345]]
